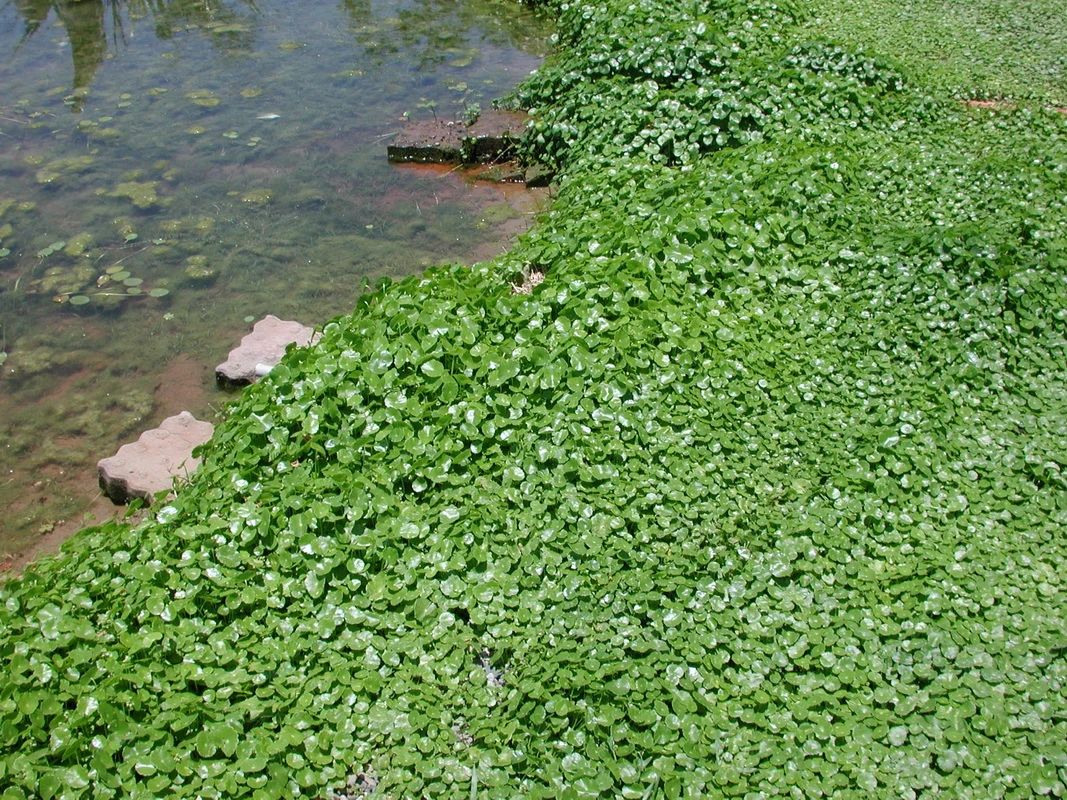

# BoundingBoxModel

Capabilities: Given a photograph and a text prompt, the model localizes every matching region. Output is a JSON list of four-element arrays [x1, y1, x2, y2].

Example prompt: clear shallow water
[[0, 0, 552, 562]]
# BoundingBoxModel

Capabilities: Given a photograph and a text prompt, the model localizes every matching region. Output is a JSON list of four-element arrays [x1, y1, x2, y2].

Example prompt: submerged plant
[[110, 181, 160, 209]]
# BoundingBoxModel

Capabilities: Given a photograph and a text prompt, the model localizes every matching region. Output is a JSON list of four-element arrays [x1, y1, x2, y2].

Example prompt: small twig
[[109, 244, 151, 267]]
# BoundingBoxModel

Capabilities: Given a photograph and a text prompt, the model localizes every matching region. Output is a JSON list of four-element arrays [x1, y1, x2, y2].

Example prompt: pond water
[[0, 0, 552, 564]]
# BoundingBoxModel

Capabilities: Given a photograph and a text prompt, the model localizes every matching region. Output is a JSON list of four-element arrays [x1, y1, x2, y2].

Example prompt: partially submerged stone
[[464, 109, 528, 163], [387, 120, 466, 163], [97, 411, 213, 504], [387, 111, 530, 165], [216, 314, 317, 387], [386, 111, 556, 191], [468, 161, 527, 184], [386, 111, 555, 188], [523, 162, 555, 188]]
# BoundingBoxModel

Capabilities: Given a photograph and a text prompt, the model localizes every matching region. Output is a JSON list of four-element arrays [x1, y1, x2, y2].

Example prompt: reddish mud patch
[[0, 495, 120, 578], [0, 349, 214, 572], [154, 353, 213, 418], [963, 98, 1016, 111], [963, 99, 1067, 115]]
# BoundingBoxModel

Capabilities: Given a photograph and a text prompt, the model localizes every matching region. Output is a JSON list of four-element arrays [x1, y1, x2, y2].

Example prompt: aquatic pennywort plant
[[0, 0, 1064, 797]]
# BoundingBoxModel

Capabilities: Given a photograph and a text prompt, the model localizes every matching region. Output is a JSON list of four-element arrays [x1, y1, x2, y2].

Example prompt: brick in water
[[97, 411, 213, 504], [215, 315, 317, 387], [464, 110, 528, 163], [387, 119, 466, 163]]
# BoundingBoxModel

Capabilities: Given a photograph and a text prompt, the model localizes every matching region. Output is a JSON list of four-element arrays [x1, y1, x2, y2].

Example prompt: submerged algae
[[182, 254, 217, 282], [185, 89, 222, 107], [33, 263, 95, 295], [34, 155, 96, 186], [110, 181, 161, 209], [239, 188, 273, 205], [62, 232, 94, 256]]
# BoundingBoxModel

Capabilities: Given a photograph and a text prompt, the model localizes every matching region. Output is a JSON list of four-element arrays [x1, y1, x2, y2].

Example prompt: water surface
[[0, 0, 552, 563]]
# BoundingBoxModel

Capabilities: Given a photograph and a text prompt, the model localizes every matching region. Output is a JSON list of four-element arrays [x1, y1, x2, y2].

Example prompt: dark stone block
[[524, 162, 555, 188], [387, 120, 466, 163], [464, 110, 529, 163]]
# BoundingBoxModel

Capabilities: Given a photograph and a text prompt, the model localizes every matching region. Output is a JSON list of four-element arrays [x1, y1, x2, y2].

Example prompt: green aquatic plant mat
[[1, 0, 1065, 797], [801, 0, 1067, 105]]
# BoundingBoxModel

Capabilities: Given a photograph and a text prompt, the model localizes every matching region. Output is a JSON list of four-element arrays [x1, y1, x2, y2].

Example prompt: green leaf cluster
[[504, 0, 906, 170], [1, 0, 1065, 797], [801, 0, 1067, 105]]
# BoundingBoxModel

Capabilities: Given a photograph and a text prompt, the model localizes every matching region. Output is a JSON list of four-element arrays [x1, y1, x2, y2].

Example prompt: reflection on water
[[13, 0, 262, 110], [0, 0, 552, 565], [15, 0, 108, 102], [341, 0, 548, 69]]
